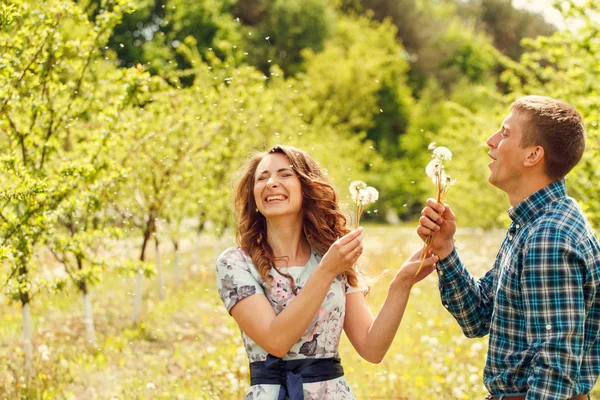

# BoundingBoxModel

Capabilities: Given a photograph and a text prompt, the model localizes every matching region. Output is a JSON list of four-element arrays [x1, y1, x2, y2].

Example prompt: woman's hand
[[318, 227, 364, 279], [391, 248, 438, 289]]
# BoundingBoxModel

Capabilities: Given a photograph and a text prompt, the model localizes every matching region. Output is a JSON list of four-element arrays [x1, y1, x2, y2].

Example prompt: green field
[[0, 226, 598, 399]]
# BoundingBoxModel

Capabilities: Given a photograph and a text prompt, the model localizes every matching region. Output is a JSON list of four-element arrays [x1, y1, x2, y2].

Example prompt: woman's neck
[[266, 216, 310, 266]]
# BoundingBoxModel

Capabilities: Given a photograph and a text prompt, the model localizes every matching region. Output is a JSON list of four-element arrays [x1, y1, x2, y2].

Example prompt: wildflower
[[38, 344, 50, 361], [349, 181, 379, 229], [415, 145, 456, 277]]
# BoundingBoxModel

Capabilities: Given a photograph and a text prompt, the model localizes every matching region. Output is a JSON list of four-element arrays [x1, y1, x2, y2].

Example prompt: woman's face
[[253, 153, 303, 219]]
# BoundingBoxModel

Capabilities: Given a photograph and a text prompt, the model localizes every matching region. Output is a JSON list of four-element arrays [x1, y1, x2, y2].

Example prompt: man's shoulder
[[530, 196, 591, 241]]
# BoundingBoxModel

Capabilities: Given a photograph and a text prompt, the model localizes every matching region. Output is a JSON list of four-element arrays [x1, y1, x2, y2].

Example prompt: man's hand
[[417, 198, 457, 260]]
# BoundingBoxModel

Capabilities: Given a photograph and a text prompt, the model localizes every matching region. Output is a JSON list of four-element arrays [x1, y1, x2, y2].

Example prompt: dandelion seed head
[[433, 146, 452, 161], [356, 186, 379, 206], [349, 181, 367, 197], [425, 159, 441, 178]]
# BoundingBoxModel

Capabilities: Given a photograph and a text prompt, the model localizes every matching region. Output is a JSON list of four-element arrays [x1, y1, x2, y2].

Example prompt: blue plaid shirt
[[437, 179, 600, 399]]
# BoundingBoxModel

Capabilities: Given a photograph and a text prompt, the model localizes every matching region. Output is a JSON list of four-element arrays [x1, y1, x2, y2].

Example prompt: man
[[418, 96, 600, 399]]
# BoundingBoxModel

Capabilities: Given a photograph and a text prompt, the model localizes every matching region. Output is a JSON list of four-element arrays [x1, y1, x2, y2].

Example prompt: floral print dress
[[216, 247, 366, 400]]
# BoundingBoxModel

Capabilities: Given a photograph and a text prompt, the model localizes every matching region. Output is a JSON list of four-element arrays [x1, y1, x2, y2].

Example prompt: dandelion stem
[[415, 168, 443, 277]]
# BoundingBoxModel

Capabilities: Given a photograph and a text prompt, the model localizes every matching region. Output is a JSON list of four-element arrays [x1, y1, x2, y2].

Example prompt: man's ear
[[523, 145, 544, 167]]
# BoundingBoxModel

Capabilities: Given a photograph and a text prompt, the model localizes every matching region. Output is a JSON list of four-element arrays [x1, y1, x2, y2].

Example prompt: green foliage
[[230, 0, 271, 25], [458, 0, 556, 60], [439, 22, 497, 84], [497, 0, 600, 228], [0, 0, 136, 307], [246, 0, 335, 76], [107, 0, 241, 76], [0, 0, 17, 28]]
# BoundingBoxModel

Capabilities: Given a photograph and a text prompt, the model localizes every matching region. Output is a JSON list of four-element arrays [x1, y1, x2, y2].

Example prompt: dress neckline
[[276, 249, 317, 269]]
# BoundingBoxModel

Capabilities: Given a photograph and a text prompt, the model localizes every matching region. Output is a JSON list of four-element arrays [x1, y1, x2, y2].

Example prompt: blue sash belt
[[249, 354, 344, 400]]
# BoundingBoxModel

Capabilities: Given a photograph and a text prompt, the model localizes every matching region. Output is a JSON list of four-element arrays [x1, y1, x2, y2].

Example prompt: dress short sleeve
[[343, 273, 369, 295], [216, 247, 265, 313]]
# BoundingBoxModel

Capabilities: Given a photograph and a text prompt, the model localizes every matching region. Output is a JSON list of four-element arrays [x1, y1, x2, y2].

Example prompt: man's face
[[486, 110, 531, 192]]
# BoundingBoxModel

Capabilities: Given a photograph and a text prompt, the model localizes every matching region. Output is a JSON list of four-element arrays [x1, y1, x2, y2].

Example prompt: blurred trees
[[71, 0, 596, 228]]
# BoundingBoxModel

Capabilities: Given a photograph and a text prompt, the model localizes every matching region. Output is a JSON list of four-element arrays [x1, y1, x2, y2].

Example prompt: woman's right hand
[[318, 227, 364, 279]]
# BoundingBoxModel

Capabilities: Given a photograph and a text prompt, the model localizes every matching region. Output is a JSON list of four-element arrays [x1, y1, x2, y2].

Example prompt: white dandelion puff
[[433, 146, 452, 161], [349, 181, 368, 198], [349, 182, 379, 228], [425, 159, 441, 178]]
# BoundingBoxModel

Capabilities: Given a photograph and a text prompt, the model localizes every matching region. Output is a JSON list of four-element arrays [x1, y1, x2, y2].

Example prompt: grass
[[0, 226, 598, 399]]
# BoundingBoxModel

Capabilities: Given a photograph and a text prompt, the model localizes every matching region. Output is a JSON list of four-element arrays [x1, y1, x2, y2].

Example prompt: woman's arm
[[343, 249, 438, 363], [231, 228, 364, 358]]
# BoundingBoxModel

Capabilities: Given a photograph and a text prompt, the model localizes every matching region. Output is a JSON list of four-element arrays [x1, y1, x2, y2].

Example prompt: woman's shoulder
[[216, 247, 254, 271], [218, 246, 247, 261]]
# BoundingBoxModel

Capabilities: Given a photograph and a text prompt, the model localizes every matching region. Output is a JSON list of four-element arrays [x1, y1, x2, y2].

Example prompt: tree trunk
[[18, 258, 33, 374], [213, 227, 231, 261], [195, 232, 202, 269], [132, 212, 155, 324], [82, 290, 97, 346], [156, 237, 164, 300], [22, 301, 33, 373], [132, 272, 143, 324], [173, 239, 181, 286], [77, 257, 97, 346]]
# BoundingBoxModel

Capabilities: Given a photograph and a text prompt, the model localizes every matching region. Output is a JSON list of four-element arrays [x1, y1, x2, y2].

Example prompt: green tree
[[246, 0, 335, 76], [0, 0, 134, 372], [499, 0, 600, 228]]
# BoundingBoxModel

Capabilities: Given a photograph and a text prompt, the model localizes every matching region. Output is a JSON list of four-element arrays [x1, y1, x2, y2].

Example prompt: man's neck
[[507, 175, 554, 207]]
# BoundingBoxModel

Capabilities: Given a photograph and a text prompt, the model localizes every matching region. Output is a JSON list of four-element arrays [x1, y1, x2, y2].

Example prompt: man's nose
[[487, 132, 499, 148]]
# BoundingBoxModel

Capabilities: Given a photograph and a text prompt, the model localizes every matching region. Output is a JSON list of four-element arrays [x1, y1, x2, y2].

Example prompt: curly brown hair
[[234, 145, 360, 294]]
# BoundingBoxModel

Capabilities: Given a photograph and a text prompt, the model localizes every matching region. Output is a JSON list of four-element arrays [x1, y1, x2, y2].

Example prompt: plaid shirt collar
[[507, 179, 567, 227]]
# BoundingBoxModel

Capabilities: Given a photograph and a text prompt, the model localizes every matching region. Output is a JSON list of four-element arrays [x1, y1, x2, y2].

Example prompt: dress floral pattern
[[216, 247, 366, 399]]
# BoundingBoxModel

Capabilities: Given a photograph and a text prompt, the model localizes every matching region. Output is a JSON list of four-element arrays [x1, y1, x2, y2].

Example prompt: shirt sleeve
[[437, 248, 497, 338], [522, 228, 586, 399], [216, 247, 265, 314]]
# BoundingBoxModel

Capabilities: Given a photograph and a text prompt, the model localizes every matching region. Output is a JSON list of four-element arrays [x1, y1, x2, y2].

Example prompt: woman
[[216, 145, 437, 399]]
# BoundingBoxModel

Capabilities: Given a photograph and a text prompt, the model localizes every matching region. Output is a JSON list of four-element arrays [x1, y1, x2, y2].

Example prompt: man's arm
[[418, 198, 496, 337], [522, 228, 587, 399], [437, 249, 496, 338]]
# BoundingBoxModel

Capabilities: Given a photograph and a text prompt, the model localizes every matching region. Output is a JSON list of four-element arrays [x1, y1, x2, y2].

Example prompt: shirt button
[[516, 224, 520, 229], [444, 304, 449, 309], [546, 324, 552, 331], [438, 270, 444, 276], [508, 235, 513, 241]]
